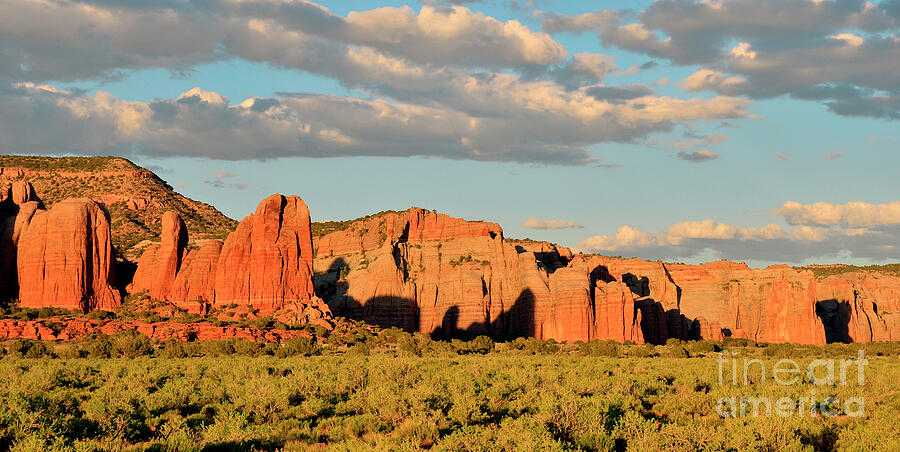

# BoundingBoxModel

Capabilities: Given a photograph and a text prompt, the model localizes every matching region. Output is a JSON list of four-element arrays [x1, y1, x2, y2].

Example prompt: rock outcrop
[[214, 194, 315, 312], [314, 210, 887, 344], [315, 209, 648, 343], [4, 171, 897, 344], [0, 181, 43, 300], [169, 240, 223, 309], [128, 211, 188, 300], [17, 198, 119, 312], [128, 194, 332, 328], [592, 258, 827, 345], [816, 272, 900, 343]]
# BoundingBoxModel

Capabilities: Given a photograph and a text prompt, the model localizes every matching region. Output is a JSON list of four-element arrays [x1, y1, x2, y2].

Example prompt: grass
[[0, 334, 897, 451]]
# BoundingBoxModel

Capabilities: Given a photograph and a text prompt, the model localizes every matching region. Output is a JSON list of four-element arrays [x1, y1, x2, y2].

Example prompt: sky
[[1, 0, 899, 267]]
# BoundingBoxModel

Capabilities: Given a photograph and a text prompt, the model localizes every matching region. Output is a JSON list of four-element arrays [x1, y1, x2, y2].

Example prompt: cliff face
[[816, 272, 900, 343], [313, 208, 651, 343], [311, 209, 900, 344]]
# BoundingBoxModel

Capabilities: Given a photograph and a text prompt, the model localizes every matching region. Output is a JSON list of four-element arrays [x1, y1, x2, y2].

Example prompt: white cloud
[[521, 218, 583, 229], [0, 72, 751, 165], [539, 0, 900, 120], [343, 5, 567, 68], [776, 200, 900, 228], [0, 1, 760, 165], [0, 1, 568, 82], [576, 200, 900, 264]]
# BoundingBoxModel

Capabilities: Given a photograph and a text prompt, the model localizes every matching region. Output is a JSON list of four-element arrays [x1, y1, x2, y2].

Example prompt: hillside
[[0, 155, 236, 259]]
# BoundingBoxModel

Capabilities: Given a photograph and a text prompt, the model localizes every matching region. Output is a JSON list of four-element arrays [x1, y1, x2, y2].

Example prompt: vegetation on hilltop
[[1, 155, 236, 258], [311, 209, 407, 238], [311, 207, 501, 240], [0, 155, 135, 172], [799, 263, 900, 278]]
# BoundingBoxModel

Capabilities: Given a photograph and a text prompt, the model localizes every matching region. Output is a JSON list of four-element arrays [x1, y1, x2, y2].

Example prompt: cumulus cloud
[[539, 0, 900, 120], [825, 152, 844, 160], [522, 218, 583, 229], [776, 200, 900, 228], [576, 200, 900, 264], [577, 220, 898, 264], [0, 1, 567, 82], [776, 153, 790, 161], [677, 150, 719, 162], [0, 73, 750, 164], [0, 0, 759, 165]]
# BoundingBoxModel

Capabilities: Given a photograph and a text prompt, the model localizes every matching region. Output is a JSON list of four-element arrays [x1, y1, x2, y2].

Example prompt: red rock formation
[[593, 281, 644, 343], [817, 272, 899, 342], [594, 258, 827, 345], [214, 194, 315, 312], [314, 210, 644, 343], [693, 317, 725, 341], [0, 181, 43, 300], [314, 208, 502, 256], [129, 211, 188, 300], [5, 180, 43, 207], [542, 265, 593, 343], [169, 240, 223, 309], [17, 198, 119, 312]]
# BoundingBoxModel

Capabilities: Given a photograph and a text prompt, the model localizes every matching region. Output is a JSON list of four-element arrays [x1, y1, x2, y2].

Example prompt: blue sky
[[1, 0, 899, 266]]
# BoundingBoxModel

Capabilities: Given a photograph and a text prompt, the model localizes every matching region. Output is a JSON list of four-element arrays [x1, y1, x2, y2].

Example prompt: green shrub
[[86, 310, 116, 321], [2, 339, 55, 358], [109, 330, 153, 358], [687, 340, 721, 354], [580, 339, 621, 357], [723, 337, 752, 348], [658, 345, 691, 358], [274, 336, 319, 357], [82, 334, 114, 358], [628, 343, 656, 358], [451, 335, 495, 355], [511, 337, 560, 355]]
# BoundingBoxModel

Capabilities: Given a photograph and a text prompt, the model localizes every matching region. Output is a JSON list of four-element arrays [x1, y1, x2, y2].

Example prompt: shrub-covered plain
[[0, 335, 898, 451]]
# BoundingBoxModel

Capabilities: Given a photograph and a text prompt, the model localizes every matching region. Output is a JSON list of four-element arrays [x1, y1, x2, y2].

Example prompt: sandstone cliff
[[816, 272, 900, 342], [310, 208, 899, 345], [313, 208, 651, 343]]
